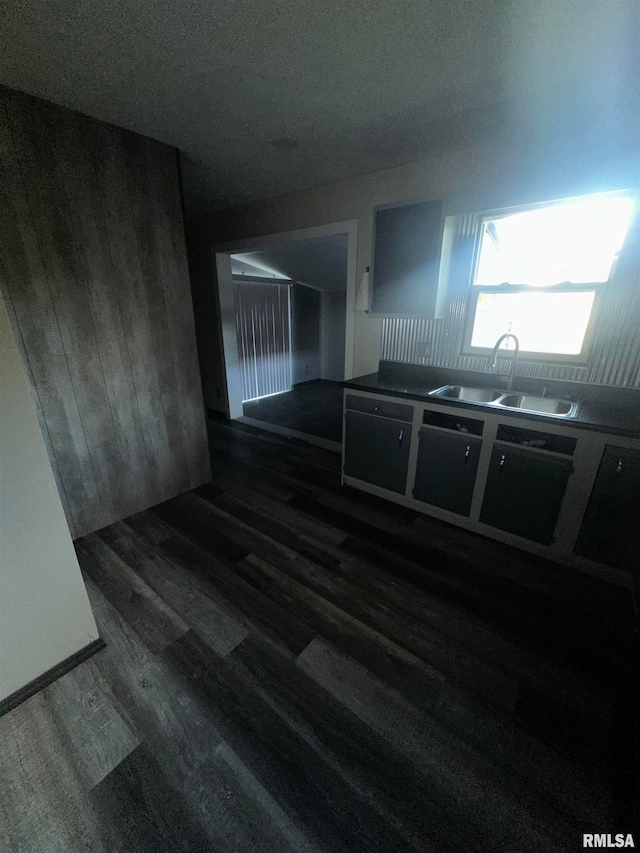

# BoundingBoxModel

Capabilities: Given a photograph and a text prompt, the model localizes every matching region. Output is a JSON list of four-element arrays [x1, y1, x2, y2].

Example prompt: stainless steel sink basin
[[429, 385, 579, 418], [429, 385, 503, 403], [497, 394, 578, 417]]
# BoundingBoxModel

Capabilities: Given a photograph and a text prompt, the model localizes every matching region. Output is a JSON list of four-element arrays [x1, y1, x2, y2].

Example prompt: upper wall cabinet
[[371, 199, 446, 317]]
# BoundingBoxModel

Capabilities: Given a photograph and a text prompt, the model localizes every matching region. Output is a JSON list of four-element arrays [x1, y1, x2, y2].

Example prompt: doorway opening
[[233, 233, 347, 447], [214, 222, 356, 451]]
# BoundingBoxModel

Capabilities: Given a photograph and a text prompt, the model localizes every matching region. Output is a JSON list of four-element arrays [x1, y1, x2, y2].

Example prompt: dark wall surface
[[292, 283, 320, 384]]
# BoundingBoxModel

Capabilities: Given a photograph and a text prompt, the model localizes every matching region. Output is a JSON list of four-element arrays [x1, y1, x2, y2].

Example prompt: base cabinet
[[344, 411, 412, 494], [479, 445, 572, 545], [342, 389, 640, 579], [413, 429, 481, 516], [574, 445, 640, 571]]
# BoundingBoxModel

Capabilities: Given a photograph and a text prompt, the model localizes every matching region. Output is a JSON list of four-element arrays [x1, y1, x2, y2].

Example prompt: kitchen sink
[[429, 385, 503, 403], [497, 394, 578, 417], [429, 385, 579, 418]]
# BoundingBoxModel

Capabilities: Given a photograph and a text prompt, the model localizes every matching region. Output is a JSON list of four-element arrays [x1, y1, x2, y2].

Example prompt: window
[[465, 192, 635, 359]]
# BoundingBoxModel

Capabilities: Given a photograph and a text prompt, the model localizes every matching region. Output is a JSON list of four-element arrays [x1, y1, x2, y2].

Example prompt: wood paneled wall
[[0, 87, 210, 538]]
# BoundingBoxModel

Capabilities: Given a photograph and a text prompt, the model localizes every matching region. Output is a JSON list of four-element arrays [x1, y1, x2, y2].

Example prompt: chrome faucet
[[488, 333, 520, 391]]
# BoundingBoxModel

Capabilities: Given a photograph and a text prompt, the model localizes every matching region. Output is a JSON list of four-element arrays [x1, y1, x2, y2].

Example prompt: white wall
[[321, 291, 347, 381], [0, 296, 99, 704], [207, 121, 638, 378]]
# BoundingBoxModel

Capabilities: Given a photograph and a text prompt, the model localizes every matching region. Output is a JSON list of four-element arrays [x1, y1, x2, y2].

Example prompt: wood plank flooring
[[242, 379, 343, 443], [2, 418, 638, 851]]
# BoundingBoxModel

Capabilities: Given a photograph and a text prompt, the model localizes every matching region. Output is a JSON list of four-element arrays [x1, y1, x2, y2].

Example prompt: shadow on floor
[[242, 379, 343, 443]]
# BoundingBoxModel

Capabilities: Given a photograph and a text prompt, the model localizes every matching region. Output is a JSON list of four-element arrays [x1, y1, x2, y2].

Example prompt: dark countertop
[[343, 361, 640, 438]]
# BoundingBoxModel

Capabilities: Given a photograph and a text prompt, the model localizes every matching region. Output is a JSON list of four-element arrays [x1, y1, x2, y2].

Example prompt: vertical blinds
[[233, 279, 292, 402]]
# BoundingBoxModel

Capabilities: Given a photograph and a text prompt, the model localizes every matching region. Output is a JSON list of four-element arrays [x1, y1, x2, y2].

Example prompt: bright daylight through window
[[468, 192, 635, 357]]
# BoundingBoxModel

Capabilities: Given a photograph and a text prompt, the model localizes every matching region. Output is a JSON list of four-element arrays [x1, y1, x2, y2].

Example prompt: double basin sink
[[429, 385, 579, 418]]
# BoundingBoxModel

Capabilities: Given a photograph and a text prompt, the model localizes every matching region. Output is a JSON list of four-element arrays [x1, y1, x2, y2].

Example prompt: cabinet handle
[[616, 458, 624, 473], [499, 453, 506, 473], [398, 429, 404, 445], [464, 445, 471, 464], [374, 406, 380, 412]]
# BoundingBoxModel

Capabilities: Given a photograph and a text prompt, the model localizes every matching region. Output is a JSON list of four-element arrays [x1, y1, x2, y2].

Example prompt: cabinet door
[[413, 430, 481, 516], [371, 200, 444, 315], [574, 445, 640, 571], [344, 411, 411, 494], [480, 445, 572, 544]]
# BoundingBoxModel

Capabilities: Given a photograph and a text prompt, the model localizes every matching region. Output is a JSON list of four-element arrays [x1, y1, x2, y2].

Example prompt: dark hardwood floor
[[242, 379, 343, 443], [2, 418, 638, 851]]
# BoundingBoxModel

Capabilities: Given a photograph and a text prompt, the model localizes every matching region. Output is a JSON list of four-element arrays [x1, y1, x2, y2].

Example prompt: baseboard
[[0, 638, 106, 718]]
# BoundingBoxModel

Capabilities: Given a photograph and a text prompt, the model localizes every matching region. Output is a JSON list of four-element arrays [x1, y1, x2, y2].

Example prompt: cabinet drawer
[[345, 394, 413, 422], [496, 424, 576, 456], [423, 409, 484, 436]]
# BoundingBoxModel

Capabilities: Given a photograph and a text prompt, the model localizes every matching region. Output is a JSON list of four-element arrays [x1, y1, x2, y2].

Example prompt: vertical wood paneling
[[0, 86, 210, 538], [144, 139, 208, 482], [5, 91, 125, 528], [0, 94, 102, 535], [50, 107, 152, 519], [381, 209, 640, 387], [92, 121, 173, 507], [120, 129, 190, 498]]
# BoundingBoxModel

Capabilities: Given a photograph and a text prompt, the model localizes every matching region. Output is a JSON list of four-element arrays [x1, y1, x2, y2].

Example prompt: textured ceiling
[[232, 234, 348, 291], [1, 1, 637, 216]]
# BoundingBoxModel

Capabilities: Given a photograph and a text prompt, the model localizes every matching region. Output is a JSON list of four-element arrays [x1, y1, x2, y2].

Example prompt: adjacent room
[[229, 234, 347, 446], [1, 1, 639, 851]]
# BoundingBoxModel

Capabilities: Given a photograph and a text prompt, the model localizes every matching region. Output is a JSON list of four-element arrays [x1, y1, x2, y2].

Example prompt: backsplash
[[381, 211, 640, 387]]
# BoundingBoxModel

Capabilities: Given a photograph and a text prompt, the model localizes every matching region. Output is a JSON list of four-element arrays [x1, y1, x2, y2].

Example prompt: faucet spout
[[488, 333, 520, 391]]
